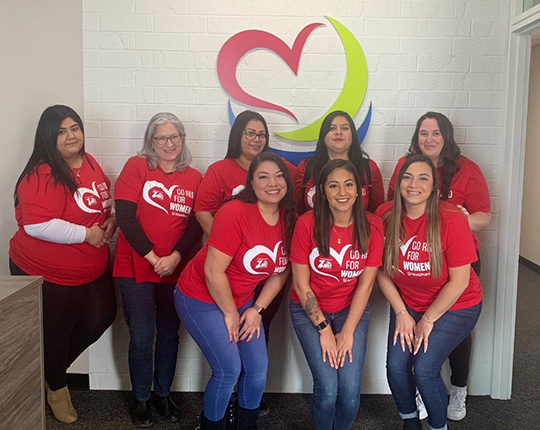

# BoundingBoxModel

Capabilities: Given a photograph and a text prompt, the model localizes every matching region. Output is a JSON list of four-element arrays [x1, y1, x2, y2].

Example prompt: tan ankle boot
[[46, 383, 78, 423]]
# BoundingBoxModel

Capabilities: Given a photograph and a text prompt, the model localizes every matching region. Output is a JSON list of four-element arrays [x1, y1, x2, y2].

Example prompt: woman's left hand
[[414, 318, 434, 354], [238, 307, 262, 343], [335, 330, 354, 367], [154, 252, 181, 277], [101, 216, 117, 240]]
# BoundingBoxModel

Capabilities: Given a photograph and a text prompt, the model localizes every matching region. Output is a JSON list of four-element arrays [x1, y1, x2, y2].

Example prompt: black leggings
[[448, 255, 481, 387], [9, 260, 117, 391]]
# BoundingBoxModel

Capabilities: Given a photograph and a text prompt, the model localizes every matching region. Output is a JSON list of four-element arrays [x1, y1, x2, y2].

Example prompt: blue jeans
[[386, 302, 482, 430], [118, 278, 180, 402], [175, 289, 268, 422], [290, 300, 370, 430]]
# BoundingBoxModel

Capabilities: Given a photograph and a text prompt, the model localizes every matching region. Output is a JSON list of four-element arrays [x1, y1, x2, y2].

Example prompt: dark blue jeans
[[386, 302, 482, 430], [290, 300, 370, 430], [175, 289, 268, 422], [118, 278, 180, 402]]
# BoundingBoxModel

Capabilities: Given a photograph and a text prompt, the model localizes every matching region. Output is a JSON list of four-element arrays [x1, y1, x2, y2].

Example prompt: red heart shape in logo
[[217, 22, 324, 120]]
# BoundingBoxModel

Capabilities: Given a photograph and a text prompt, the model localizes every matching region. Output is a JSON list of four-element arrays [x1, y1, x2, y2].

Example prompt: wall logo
[[217, 16, 372, 164]]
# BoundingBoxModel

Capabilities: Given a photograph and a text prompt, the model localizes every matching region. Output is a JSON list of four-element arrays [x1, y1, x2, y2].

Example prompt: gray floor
[[46, 262, 540, 429]]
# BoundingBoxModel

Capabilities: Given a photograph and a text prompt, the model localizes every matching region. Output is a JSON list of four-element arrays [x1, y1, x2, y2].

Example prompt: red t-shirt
[[9, 154, 112, 286], [375, 201, 482, 312], [290, 212, 384, 312], [387, 156, 490, 249], [178, 200, 289, 307], [113, 156, 202, 283], [194, 157, 297, 213], [293, 158, 384, 214]]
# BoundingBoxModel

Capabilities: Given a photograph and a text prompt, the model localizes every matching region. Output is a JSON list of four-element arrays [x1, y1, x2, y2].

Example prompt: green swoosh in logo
[[276, 16, 368, 142]]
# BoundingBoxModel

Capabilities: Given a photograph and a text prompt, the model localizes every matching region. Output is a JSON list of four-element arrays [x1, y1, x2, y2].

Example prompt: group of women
[[9, 104, 489, 430]]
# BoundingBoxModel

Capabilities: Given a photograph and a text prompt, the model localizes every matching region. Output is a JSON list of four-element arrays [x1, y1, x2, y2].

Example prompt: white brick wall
[[84, 0, 509, 395]]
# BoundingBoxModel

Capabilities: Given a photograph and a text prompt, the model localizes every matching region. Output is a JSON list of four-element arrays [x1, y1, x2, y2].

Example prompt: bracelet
[[252, 303, 266, 315], [395, 310, 406, 316], [316, 319, 330, 331], [422, 314, 435, 324]]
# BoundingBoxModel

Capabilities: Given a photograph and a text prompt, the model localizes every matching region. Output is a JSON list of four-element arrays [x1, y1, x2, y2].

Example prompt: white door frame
[[492, 0, 540, 399]]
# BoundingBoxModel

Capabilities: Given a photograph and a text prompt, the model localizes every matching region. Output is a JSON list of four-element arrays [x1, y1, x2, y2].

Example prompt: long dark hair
[[313, 159, 370, 256], [308, 110, 370, 190], [14, 105, 91, 207], [225, 110, 270, 159], [383, 155, 442, 278], [407, 111, 461, 200], [235, 152, 296, 254]]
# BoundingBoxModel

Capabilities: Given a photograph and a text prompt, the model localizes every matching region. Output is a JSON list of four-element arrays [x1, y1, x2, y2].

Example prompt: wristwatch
[[253, 303, 266, 315], [316, 319, 330, 331]]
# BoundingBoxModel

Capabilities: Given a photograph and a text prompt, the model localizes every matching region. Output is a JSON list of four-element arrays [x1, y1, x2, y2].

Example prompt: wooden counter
[[0, 276, 44, 429]]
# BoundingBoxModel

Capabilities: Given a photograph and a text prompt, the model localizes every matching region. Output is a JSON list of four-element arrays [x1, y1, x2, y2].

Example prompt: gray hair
[[138, 112, 192, 171]]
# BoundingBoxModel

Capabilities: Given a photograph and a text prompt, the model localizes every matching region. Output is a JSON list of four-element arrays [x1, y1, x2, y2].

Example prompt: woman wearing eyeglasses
[[114, 112, 202, 427]]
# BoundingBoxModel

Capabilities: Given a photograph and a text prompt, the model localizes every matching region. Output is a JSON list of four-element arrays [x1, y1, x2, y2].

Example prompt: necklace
[[71, 167, 81, 178], [332, 225, 349, 245]]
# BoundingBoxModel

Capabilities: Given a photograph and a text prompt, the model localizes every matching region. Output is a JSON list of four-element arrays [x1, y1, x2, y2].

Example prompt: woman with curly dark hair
[[175, 152, 296, 429]]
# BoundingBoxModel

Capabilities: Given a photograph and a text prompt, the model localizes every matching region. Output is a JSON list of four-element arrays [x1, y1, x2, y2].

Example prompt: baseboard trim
[[519, 256, 540, 274], [67, 373, 89, 390]]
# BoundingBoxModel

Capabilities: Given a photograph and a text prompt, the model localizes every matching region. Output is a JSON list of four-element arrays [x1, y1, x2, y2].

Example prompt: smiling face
[[399, 161, 434, 212], [56, 117, 84, 164], [240, 120, 267, 161], [152, 122, 183, 167], [418, 118, 444, 167], [324, 115, 353, 159], [324, 167, 357, 217], [251, 160, 287, 207]]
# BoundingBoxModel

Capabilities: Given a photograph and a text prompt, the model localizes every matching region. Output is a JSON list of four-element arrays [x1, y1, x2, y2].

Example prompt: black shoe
[[403, 417, 422, 430], [200, 411, 226, 429], [238, 406, 259, 430], [258, 399, 269, 417], [225, 397, 237, 430], [154, 395, 181, 423], [132, 400, 153, 428]]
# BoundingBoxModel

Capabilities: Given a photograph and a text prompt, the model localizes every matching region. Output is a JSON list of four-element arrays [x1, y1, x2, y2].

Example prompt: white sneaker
[[415, 390, 428, 420], [447, 385, 467, 421]]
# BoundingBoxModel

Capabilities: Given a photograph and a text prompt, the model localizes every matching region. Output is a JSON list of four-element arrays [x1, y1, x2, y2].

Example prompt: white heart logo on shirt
[[307, 185, 316, 208], [142, 181, 179, 215], [309, 244, 352, 281], [243, 241, 283, 275], [74, 181, 102, 214], [232, 184, 246, 196]]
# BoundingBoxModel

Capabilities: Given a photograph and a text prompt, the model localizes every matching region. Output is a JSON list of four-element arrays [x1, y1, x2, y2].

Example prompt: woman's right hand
[[85, 225, 107, 248], [393, 311, 416, 353], [319, 326, 338, 369], [224, 311, 240, 344]]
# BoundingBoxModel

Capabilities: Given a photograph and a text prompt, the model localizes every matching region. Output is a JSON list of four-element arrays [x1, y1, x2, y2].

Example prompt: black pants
[[10, 260, 117, 391], [448, 254, 481, 387]]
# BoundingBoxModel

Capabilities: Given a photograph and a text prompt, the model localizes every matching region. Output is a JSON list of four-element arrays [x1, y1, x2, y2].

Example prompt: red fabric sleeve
[[194, 163, 223, 212], [289, 213, 312, 265], [387, 157, 406, 201], [367, 159, 385, 212], [365, 214, 384, 267], [460, 159, 491, 214], [18, 167, 67, 224], [113, 157, 145, 203], [443, 207, 478, 268], [207, 202, 243, 257]]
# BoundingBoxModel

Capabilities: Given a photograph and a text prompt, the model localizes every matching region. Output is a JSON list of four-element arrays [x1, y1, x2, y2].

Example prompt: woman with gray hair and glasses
[[114, 112, 203, 427]]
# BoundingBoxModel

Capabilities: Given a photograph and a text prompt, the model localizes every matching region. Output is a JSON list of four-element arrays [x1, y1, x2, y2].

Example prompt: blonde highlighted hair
[[383, 155, 443, 278]]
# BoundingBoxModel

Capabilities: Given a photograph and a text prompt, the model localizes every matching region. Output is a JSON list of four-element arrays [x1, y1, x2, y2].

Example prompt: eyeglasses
[[243, 130, 268, 142], [152, 134, 183, 146]]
